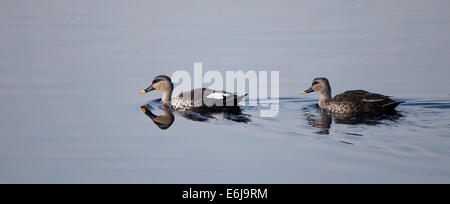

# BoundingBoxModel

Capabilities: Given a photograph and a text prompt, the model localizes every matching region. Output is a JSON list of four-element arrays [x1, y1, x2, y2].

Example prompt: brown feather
[[330, 90, 400, 113]]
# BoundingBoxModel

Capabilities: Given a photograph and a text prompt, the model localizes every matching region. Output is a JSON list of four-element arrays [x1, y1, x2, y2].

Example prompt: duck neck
[[319, 90, 332, 108], [161, 83, 173, 105]]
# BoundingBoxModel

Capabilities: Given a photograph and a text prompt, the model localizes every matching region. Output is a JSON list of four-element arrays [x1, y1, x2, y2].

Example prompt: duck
[[301, 77, 404, 114], [140, 75, 247, 112]]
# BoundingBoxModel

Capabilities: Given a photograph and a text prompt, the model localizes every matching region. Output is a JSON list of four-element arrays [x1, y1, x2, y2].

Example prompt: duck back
[[172, 88, 246, 111], [326, 90, 403, 114]]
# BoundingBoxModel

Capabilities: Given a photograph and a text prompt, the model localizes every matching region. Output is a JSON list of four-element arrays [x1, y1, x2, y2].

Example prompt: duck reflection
[[183, 107, 251, 123], [304, 104, 403, 135], [141, 103, 251, 130], [141, 104, 174, 130]]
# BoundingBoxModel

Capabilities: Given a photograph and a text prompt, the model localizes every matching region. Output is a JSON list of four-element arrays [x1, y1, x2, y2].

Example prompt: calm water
[[1, 0, 450, 183]]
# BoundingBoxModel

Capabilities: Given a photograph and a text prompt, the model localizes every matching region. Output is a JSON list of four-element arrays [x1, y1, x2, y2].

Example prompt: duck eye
[[312, 81, 319, 86], [152, 79, 161, 84]]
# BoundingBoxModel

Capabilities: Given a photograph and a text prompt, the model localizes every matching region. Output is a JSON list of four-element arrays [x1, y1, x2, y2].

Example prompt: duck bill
[[140, 85, 155, 94], [301, 87, 314, 94]]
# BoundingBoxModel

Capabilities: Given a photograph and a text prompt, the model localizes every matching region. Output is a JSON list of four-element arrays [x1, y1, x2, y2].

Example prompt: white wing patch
[[206, 93, 230, 99]]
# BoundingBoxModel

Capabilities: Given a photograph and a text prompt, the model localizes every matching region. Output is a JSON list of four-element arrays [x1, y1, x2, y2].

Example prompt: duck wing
[[333, 90, 389, 102], [207, 89, 247, 107], [227, 94, 248, 104], [332, 90, 370, 104], [332, 90, 402, 113], [178, 88, 247, 107]]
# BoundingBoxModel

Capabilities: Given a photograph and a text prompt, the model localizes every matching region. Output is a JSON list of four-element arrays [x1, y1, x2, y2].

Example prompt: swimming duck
[[301, 77, 404, 114], [141, 75, 247, 112]]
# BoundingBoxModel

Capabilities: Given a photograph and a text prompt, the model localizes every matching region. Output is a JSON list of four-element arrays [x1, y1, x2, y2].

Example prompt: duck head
[[140, 75, 173, 94], [301, 77, 331, 96], [141, 75, 174, 104]]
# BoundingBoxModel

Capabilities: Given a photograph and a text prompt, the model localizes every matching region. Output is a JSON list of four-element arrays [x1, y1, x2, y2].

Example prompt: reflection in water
[[304, 108, 332, 135], [141, 104, 174, 130], [141, 100, 251, 130], [303, 104, 404, 135], [184, 107, 252, 123]]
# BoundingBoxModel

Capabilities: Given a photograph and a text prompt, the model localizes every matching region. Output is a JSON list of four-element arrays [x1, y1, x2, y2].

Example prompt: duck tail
[[381, 101, 404, 110], [236, 94, 249, 104], [225, 94, 248, 105]]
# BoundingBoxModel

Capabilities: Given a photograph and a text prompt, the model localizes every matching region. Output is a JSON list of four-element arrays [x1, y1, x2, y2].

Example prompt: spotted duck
[[141, 75, 247, 112], [301, 77, 404, 114]]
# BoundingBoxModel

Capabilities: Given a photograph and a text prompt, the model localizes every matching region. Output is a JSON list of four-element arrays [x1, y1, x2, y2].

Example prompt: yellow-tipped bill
[[301, 87, 314, 94], [141, 85, 155, 94], [141, 107, 146, 113]]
